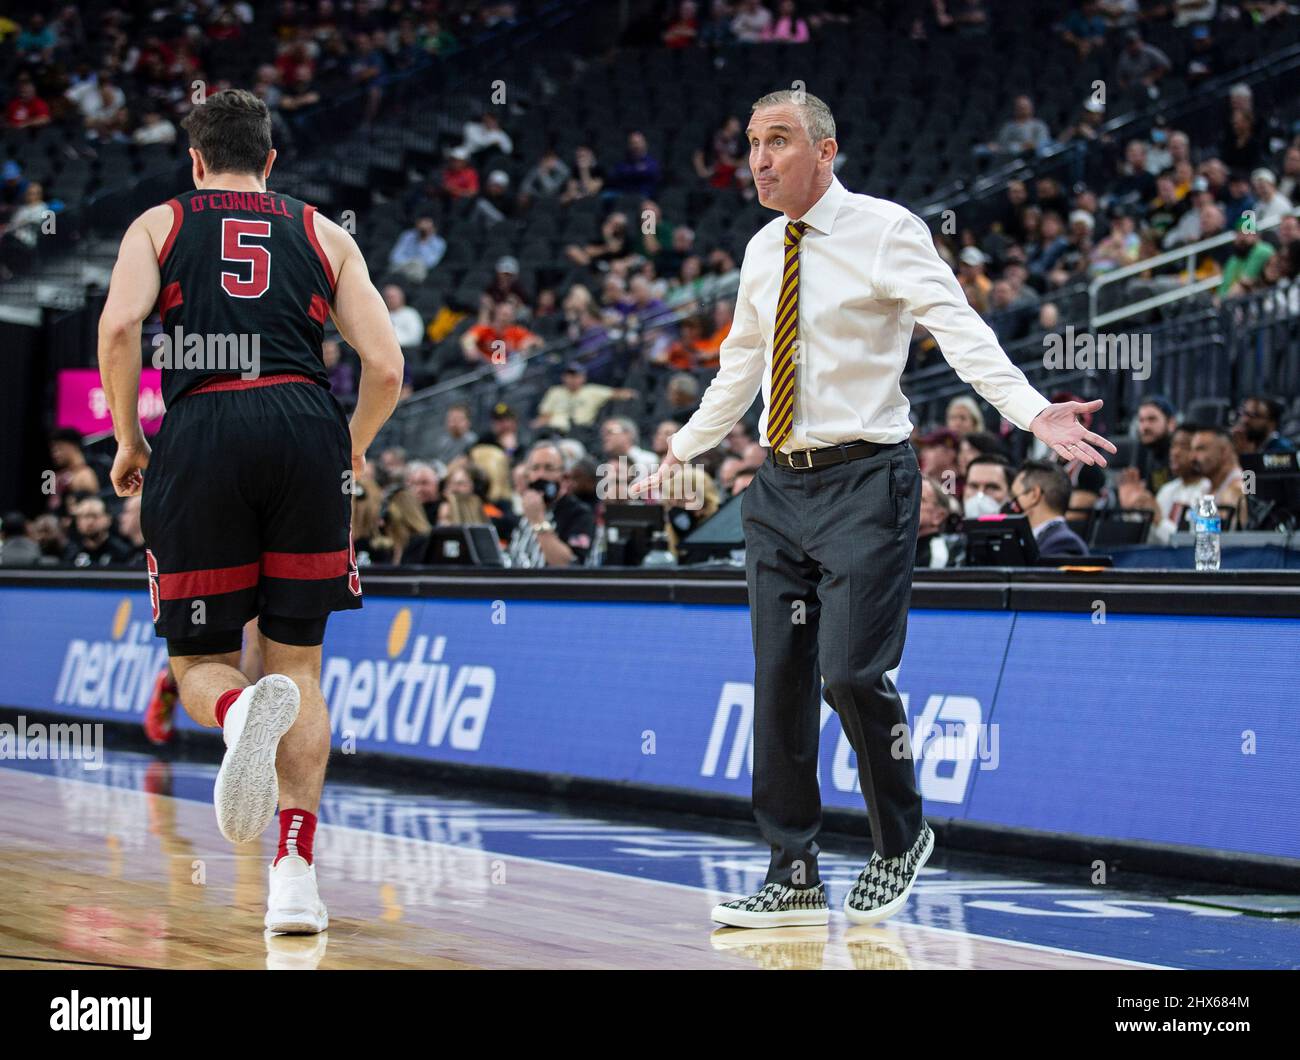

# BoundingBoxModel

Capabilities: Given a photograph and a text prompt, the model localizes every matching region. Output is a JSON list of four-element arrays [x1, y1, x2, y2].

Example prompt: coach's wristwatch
[[530, 520, 555, 535]]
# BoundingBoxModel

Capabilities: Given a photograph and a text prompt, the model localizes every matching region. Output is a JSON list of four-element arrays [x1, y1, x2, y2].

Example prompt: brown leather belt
[[771, 439, 907, 470]]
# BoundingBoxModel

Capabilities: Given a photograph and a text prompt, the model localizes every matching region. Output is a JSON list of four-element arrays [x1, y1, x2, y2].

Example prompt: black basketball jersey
[[153, 188, 336, 406]]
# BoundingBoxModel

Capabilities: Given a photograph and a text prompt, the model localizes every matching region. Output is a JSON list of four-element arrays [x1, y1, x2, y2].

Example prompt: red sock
[[213, 688, 242, 728], [276, 809, 317, 866]]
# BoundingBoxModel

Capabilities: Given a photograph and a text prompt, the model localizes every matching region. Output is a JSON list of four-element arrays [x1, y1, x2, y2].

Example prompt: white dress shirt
[[670, 177, 1051, 462]]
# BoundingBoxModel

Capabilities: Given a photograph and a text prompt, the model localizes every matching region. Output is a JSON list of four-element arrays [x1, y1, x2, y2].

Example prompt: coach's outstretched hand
[[629, 443, 681, 499], [1030, 399, 1117, 467], [110, 441, 151, 497]]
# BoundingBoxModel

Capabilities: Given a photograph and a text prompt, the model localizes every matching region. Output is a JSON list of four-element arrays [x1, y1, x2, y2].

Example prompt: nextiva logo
[[699, 678, 998, 806], [322, 607, 493, 752], [53, 599, 168, 715]]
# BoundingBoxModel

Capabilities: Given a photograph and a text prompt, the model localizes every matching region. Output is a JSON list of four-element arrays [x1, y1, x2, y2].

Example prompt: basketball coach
[[634, 90, 1114, 929]]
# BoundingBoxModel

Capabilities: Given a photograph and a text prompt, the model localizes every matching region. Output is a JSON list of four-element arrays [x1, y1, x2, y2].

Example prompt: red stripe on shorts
[[158, 562, 260, 600], [262, 549, 350, 580], [189, 372, 317, 395]]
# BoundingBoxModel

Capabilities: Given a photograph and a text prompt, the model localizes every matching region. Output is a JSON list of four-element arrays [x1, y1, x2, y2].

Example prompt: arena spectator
[[731, 0, 773, 41], [383, 285, 425, 352], [430, 403, 479, 466], [957, 247, 991, 313], [663, 464, 720, 558], [484, 256, 530, 309], [1220, 109, 1266, 174], [459, 111, 513, 159], [378, 447, 409, 485], [1233, 396, 1297, 455], [4, 182, 50, 252], [1059, 0, 1109, 60], [600, 417, 659, 475], [74, 75, 129, 140], [47, 429, 99, 514], [663, 1, 700, 48], [508, 441, 595, 568], [6, 78, 51, 129], [0, 512, 40, 566], [435, 463, 487, 525], [945, 396, 985, 438], [1277, 145, 1300, 203], [605, 132, 661, 199], [560, 145, 606, 203], [1116, 29, 1170, 100], [461, 301, 543, 383], [133, 110, 177, 145], [1011, 461, 1089, 558], [565, 212, 633, 270], [1130, 396, 1177, 491], [1190, 426, 1247, 527], [765, 1, 811, 42], [1250, 168, 1293, 228], [519, 148, 571, 208], [652, 419, 682, 460], [405, 461, 443, 525], [693, 116, 744, 189], [30, 514, 66, 562], [63, 497, 135, 567], [373, 486, 432, 566], [441, 146, 480, 201], [1218, 217, 1274, 298], [986, 95, 1052, 156], [1116, 426, 1209, 544], [916, 475, 962, 568], [918, 428, 962, 484], [388, 217, 446, 283], [472, 170, 516, 227], [962, 454, 1014, 517]]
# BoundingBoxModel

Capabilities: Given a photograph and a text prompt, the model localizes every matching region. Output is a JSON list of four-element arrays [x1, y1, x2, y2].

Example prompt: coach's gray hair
[[751, 90, 836, 144]]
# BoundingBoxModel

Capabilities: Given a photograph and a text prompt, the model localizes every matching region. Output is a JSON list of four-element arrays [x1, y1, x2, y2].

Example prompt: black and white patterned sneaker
[[711, 882, 830, 928], [843, 820, 934, 925]]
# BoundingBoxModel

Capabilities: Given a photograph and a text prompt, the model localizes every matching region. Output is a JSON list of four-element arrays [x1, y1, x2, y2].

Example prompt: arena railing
[[1088, 209, 1297, 328]]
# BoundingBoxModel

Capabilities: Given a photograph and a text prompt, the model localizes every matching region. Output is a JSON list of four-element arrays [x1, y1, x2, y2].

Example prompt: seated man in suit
[[1011, 460, 1089, 558]]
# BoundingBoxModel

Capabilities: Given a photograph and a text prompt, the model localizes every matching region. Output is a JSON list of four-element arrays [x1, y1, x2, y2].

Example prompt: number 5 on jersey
[[221, 217, 271, 299]]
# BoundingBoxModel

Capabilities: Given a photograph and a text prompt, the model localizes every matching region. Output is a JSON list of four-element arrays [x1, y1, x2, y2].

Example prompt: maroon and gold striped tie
[[767, 220, 808, 451]]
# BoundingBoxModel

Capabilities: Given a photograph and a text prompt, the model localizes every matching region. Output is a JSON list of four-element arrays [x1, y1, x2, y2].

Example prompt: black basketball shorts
[[140, 374, 362, 642]]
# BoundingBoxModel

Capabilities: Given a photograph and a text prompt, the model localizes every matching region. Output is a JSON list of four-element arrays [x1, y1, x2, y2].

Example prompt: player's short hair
[[751, 89, 836, 144], [181, 89, 273, 176]]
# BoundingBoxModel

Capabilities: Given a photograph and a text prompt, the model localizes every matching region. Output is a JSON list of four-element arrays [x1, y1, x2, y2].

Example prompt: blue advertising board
[[2, 584, 1297, 860]]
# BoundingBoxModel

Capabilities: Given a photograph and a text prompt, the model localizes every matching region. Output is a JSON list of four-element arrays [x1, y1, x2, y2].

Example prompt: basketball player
[[98, 89, 404, 934]]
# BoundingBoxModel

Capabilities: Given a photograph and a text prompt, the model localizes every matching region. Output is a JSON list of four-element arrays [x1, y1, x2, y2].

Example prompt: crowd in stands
[[0, 1, 526, 274], [5, 3, 1300, 570], [937, 56, 1300, 356], [909, 388, 1298, 567], [4, 381, 1296, 570]]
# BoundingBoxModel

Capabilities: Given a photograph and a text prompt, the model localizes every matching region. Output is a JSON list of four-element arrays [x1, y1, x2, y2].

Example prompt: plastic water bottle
[[642, 530, 678, 568], [1194, 495, 1221, 572]]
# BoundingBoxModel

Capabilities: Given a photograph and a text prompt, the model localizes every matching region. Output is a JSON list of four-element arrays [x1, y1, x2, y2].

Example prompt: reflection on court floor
[[1, 751, 1295, 970]]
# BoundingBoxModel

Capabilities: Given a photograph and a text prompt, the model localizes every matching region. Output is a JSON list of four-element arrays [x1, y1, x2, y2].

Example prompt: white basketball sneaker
[[265, 855, 329, 934], [213, 674, 300, 843]]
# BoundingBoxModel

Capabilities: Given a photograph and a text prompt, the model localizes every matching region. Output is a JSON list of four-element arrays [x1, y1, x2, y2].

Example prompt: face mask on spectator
[[529, 478, 560, 504], [963, 492, 1002, 519]]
